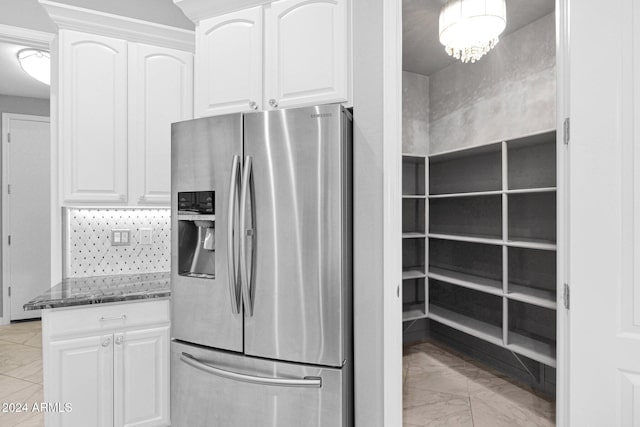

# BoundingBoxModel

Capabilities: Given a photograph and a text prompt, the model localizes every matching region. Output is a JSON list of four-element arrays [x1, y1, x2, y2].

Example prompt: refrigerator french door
[[171, 104, 352, 427]]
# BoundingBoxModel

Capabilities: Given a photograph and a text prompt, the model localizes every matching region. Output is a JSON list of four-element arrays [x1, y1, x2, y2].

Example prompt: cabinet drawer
[[44, 299, 170, 338]]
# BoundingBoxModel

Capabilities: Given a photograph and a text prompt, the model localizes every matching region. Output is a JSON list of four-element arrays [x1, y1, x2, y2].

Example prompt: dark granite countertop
[[24, 272, 170, 311]]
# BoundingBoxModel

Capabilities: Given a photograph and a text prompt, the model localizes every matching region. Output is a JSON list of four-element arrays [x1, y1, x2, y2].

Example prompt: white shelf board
[[403, 267, 426, 280], [428, 188, 556, 199], [507, 332, 557, 367], [428, 305, 503, 347], [402, 153, 427, 158], [403, 307, 428, 322], [429, 190, 502, 199], [506, 239, 557, 251], [403, 195, 427, 199], [403, 232, 427, 239], [507, 284, 557, 309], [428, 233, 503, 246], [428, 267, 503, 296], [506, 187, 557, 195], [177, 213, 216, 221]]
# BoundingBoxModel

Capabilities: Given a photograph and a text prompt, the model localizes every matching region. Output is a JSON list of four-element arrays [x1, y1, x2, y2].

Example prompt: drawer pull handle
[[99, 314, 126, 322], [180, 352, 322, 388], [102, 338, 111, 347]]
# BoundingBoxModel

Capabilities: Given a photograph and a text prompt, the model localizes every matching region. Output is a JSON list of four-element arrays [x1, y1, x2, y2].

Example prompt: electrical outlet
[[111, 229, 130, 246], [140, 228, 153, 245]]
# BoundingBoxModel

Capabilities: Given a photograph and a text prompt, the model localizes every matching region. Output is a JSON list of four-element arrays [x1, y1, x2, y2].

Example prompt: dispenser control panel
[[178, 191, 215, 213]]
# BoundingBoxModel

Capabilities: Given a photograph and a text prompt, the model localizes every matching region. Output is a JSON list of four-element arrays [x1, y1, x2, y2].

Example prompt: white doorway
[[2, 113, 50, 321]]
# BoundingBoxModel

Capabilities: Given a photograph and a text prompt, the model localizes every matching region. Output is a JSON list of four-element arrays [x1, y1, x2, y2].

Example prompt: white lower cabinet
[[43, 300, 170, 427], [114, 326, 170, 427], [48, 334, 114, 427]]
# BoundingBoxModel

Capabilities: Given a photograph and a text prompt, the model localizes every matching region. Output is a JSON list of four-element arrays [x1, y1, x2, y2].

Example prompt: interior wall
[[0, 94, 50, 318], [429, 13, 556, 154], [402, 71, 429, 155]]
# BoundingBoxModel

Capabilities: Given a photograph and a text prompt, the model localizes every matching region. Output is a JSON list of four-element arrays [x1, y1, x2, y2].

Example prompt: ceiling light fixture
[[439, 0, 506, 64], [17, 49, 50, 85]]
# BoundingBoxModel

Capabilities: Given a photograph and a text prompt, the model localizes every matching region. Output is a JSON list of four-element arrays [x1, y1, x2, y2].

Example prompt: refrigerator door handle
[[226, 155, 242, 314], [180, 352, 322, 388], [239, 155, 254, 316]]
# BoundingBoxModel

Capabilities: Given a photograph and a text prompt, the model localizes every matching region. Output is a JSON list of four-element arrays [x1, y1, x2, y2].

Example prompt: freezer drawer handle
[[180, 352, 322, 388]]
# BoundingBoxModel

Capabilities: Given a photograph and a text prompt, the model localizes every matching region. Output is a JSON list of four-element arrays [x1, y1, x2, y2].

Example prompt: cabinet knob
[[115, 336, 123, 345], [269, 99, 278, 108], [248, 101, 258, 110], [102, 338, 111, 347]]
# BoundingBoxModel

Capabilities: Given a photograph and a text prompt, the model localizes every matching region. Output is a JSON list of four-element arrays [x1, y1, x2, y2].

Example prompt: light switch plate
[[140, 228, 153, 245], [111, 229, 130, 246]]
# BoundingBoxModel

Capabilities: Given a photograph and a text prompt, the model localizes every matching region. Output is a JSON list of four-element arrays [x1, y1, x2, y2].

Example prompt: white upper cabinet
[[196, 7, 263, 117], [193, 0, 351, 117], [57, 31, 193, 206], [264, 0, 349, 109], [129, 44, 193, 205], [60, 30, 128, 204]]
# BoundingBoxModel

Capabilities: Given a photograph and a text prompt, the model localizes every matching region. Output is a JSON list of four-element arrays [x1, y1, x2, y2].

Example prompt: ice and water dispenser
[[177, 191, 216, 278]]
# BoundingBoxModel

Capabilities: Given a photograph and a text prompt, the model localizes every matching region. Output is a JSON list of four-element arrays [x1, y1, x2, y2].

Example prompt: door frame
[[2, 113, 51, 321], [379, 0, 571, 425], [555, 0, 570, 425], [0, 25, 56, 325]]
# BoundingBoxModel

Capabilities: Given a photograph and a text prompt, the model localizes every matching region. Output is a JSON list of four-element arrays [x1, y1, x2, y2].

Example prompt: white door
[[114, 326, 170, 427], [195, 6, 263, 117], [264, 0, 350, 109], [47, 334, 114, 427], [128, 43, 193, 205], [60, 30, 128, 203], [568, 0, 640, 425], [2, 114, 50, 321]]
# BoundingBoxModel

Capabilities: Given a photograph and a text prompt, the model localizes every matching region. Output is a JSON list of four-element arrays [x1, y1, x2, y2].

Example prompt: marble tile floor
[[0, 320, 43, 427], [404, 340, 555, 427]]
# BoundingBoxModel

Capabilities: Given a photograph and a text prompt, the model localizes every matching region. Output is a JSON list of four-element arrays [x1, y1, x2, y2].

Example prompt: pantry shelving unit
[[401, 130, 558, 368], [402, 153, 428, 321]]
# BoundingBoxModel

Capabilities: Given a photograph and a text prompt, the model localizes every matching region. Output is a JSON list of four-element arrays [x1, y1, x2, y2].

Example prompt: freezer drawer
[[171, 341, 351, 427]]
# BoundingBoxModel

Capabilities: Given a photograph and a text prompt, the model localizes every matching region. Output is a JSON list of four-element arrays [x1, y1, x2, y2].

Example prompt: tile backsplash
[[64, 208, 170, 278]]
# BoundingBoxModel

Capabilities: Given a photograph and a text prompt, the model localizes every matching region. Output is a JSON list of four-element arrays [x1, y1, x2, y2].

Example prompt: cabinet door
[[195, 6, 263, 117], [129, 43, 193, 205], [46, 334, 114, 427], [114, 326, 170, 427], [264, 0, 350, 109], [60, 30, 128, 203]]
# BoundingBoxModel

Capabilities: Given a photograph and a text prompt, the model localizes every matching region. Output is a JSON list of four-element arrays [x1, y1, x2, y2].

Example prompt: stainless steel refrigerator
[[170, 104, 352, 427]]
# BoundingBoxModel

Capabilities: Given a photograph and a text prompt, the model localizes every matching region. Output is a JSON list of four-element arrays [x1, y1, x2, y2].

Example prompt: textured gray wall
[[402, 71, 429, 155], [429, 13, 556, 154], [0, 95, 50, 318]]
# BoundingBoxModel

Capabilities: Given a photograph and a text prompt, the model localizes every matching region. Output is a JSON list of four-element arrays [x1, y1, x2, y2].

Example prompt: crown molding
[[173, 0, 272, 23], [39, 0, 195, 52], [0, 24, 54, 49]]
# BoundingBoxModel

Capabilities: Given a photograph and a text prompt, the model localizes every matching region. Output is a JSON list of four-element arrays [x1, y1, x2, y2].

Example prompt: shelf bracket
[[510, 350, 538, 382], [563, 117, 570, 145], [563, 283, 570, 309], [403, 320, 419, 333]]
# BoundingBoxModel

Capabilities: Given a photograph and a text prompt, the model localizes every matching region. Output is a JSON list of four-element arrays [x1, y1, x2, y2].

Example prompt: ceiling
[[0, 42, 50, 99], [403, 0, 555, 76]]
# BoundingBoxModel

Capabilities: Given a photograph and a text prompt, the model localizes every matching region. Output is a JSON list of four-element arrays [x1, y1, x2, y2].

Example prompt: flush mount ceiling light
[[17, 49, 50, 85], [439, 0, 506, 64]]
